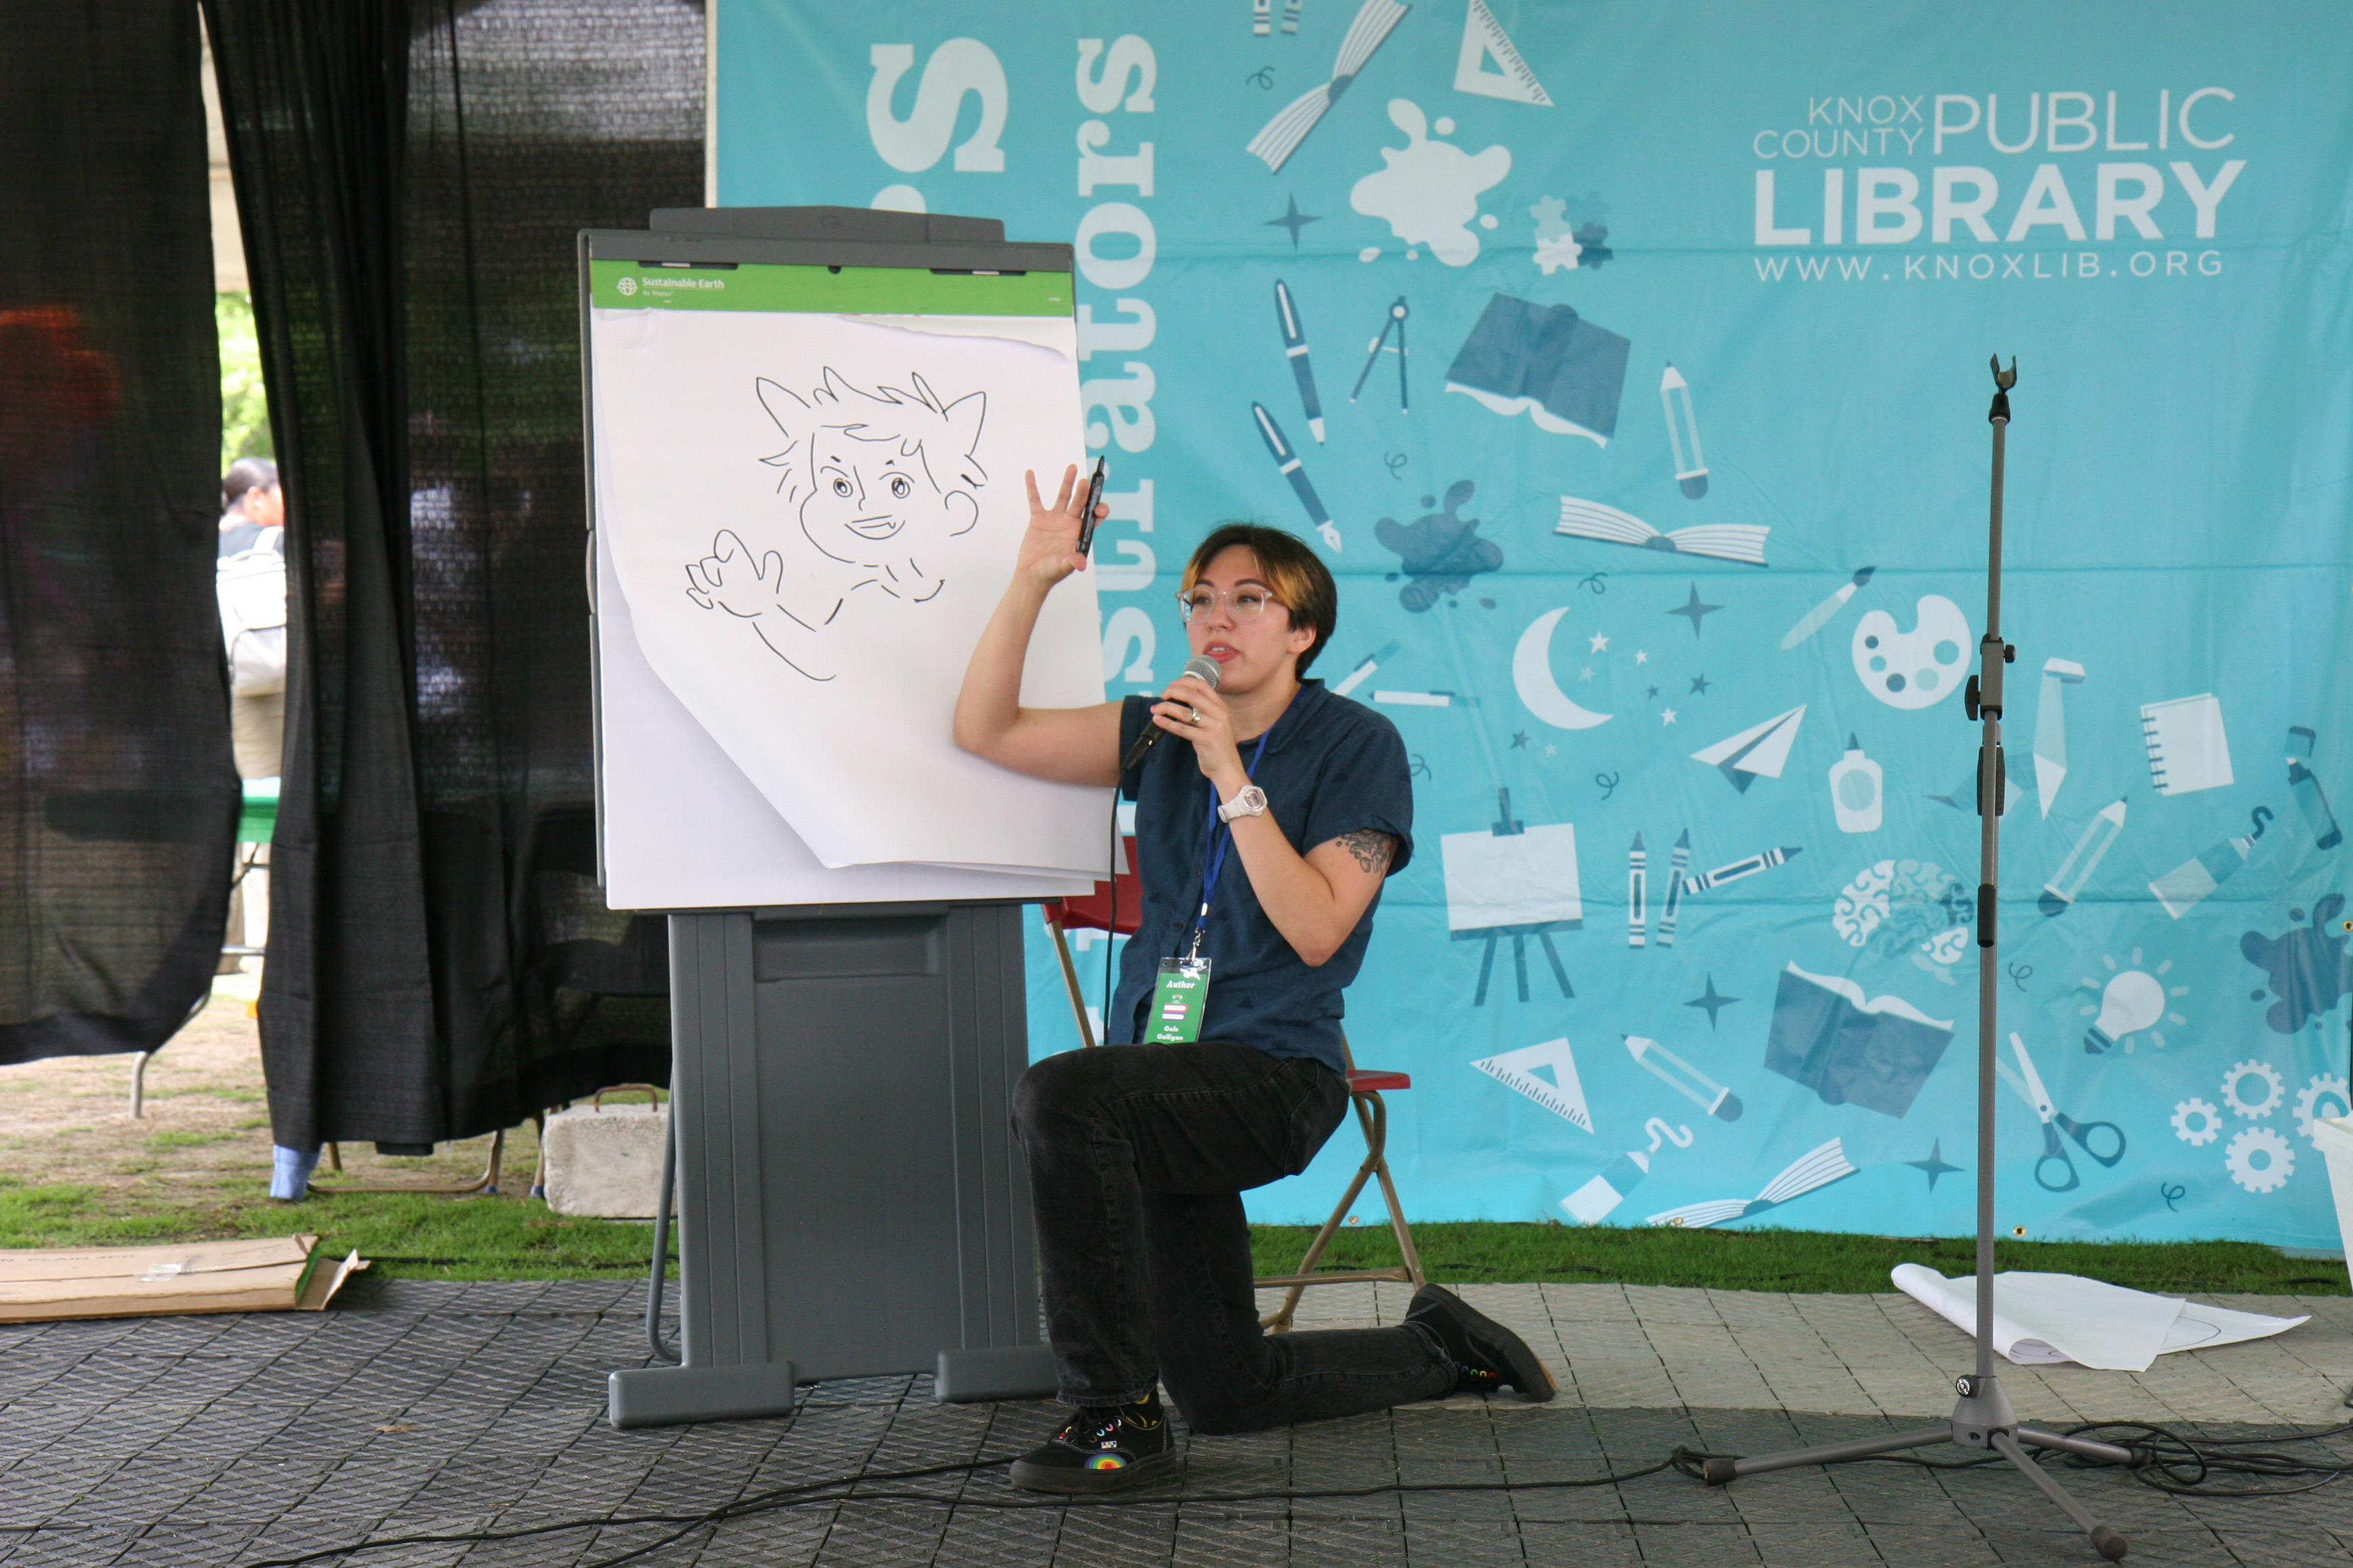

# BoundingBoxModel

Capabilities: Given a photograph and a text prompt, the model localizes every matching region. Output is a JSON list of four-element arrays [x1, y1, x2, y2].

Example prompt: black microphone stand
[[1696, 360, 2140, 1563]]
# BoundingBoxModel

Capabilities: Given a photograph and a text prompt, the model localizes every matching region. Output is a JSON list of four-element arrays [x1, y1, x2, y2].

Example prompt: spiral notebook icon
[[2141, 694, 2234, 796]]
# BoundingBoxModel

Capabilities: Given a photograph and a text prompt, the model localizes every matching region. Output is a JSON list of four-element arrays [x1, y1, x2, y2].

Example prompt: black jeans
[[1011, 1041, 1455, 1433]]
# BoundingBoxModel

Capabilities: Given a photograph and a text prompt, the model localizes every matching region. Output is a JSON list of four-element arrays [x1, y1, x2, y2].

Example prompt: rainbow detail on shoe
[[1085, 1453, 1127, 1470]]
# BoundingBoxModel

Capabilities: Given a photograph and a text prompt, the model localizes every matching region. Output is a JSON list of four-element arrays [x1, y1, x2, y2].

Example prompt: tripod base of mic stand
[[1699, 1374, 2136, 1561]]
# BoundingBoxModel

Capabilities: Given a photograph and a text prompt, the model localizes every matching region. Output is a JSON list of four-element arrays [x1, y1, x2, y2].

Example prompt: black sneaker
[[1007, 1392, 1178, 1493], [1407, 1284, 1558, 1401]]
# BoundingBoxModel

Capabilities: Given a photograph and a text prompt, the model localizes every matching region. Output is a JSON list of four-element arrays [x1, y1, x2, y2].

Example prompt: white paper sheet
[[1892, 1265, 2308, 1372], [591, 305, 1108, 872]]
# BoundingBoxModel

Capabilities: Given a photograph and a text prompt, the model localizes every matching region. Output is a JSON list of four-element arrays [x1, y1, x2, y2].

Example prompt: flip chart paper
[[591, 278, 1107, 876]]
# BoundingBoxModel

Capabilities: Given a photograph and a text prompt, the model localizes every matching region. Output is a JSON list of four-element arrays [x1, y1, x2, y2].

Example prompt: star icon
[[1684, 975, 1739, 1028], [1667, 583, 1722, 635], [1905, 1139, 1965, 1191], [1588, 631, 1610, 654], [1509, 730, 1532, 750], [1543, 744, 1558, 756], [1646, 685, 1660, 699], [1689, 673, 1712, 695], [1577, 666, 1596, 682], [1660, 708, 1678, 725], [1266, 193, 1320, 248], [1633, 650, 1650, 665]]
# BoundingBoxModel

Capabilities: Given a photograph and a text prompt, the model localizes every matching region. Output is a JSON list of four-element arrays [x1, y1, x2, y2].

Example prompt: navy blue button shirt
[[1108, 679, 1414, 1073]]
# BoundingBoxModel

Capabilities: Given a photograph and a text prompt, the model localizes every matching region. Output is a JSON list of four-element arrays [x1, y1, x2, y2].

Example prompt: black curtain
[[0, 2, 236, 1065], [205, 0, 700, 1149]]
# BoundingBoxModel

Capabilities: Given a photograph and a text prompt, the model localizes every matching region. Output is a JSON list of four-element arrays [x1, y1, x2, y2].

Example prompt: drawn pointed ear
[[755, 377, 805, 467], [817, 366, 862, 406], [939, 386, 986, 463]]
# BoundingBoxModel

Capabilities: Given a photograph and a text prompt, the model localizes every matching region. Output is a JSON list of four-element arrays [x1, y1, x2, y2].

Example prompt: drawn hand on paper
[[684, 369, 986, 680]]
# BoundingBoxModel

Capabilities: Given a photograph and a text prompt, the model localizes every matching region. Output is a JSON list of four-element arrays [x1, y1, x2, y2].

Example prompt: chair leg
[[1360, 1093, 1425, 1289], [1044, 913, 1098, 1051], [1259, 1093, 1387, 1333]]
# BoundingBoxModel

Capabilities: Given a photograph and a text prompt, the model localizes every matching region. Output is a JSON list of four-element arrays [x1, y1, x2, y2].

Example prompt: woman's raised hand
[[1018, 465, 1104, 591]]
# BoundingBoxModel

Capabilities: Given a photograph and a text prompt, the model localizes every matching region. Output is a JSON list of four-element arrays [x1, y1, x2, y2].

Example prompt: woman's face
[[1182, 545, 1314, 694]]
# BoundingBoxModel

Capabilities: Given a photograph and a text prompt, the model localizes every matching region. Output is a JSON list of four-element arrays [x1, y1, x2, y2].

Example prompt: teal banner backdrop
[[713, 1, 2353, 1247]]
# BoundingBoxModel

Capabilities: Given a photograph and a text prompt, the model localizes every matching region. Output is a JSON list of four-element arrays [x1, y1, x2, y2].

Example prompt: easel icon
[[1445, 789, 1579, 1005], [1350, 295, 1409, 410]]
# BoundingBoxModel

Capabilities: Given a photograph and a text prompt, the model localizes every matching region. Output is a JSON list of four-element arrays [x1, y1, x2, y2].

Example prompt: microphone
[[1120, 654, 1221, 774]]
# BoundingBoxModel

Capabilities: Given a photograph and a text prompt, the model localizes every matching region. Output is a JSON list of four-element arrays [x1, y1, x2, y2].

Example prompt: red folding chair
[[1041, 839, 1425, 1334]]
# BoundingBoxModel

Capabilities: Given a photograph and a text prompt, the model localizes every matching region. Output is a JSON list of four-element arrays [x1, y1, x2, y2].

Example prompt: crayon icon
[[1627, 833, 1647, 948], [1682, 845, 1803, 893], [1657, 830, 1690, 947]]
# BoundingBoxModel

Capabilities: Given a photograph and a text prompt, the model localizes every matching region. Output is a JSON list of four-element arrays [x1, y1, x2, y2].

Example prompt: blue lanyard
[[1190, 728, 1274, 955]]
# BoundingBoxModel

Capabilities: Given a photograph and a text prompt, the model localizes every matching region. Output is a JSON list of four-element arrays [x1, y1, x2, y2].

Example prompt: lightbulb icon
[[2078, 948, 2188, 1055]]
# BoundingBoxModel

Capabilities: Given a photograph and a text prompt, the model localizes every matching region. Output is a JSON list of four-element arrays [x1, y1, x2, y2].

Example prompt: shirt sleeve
[[1299, 714, 1415, 877]]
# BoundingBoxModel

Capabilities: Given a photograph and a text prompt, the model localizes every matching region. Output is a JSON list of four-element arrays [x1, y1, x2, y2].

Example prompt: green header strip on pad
[[589, 259, 1070, 316]]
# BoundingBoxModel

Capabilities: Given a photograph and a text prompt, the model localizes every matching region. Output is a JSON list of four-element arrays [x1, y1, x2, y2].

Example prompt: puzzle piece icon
[[1531, 194, 1613, 274], [1375, 479, 1502, 612]]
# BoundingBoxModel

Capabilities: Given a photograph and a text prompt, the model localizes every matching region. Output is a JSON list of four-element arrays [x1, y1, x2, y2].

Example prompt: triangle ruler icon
[[1471, 1037, 1591, 1130], [1455, 0, 1553, 107]]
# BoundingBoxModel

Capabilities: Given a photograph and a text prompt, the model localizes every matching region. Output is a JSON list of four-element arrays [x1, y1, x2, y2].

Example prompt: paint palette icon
[[1852, 595, 1970, 711]]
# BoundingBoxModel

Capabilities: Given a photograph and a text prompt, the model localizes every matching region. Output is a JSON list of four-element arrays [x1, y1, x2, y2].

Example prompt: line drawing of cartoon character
[[685, 369, 985, 680]]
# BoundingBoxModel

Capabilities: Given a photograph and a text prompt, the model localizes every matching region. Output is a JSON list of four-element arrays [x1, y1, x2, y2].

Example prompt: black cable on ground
[[643, 1110, 679, 1363]]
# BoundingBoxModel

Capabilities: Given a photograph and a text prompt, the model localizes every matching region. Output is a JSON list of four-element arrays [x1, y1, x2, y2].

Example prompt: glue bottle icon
[[1829, 734, 1882, 833]]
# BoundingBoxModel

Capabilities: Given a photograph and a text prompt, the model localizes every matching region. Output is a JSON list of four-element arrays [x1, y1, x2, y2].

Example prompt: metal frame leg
[[1709, 1425, 1953, 1483], [1991, 1432, 2128, 1560]]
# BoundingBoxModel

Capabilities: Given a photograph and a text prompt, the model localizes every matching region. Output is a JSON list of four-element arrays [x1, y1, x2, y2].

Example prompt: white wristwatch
[[1217, 784, 1269, 822]]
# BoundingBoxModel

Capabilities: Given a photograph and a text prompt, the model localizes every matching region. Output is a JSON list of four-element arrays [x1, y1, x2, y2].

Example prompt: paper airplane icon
[[1471, 1038, 1592, 1132], [1690, 705, 1806, 792]]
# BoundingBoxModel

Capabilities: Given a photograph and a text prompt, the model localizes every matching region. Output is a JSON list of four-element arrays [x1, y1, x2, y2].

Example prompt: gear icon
[[2221, 1059, 2286, 1119], [2293, 1074, 2351, 1141], [2224, 1126, 2295, 1194], [2171, 1097, 2222, 1146]]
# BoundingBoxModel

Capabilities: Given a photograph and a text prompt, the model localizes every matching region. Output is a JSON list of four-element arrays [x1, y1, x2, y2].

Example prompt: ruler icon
[[1472, 1038, 1592, 1132], [1455, 0, 1552, 107]]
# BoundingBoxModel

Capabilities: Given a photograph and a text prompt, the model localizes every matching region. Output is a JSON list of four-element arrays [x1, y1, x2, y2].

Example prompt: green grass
[[146, 1129, 236, 1151], [0, 1177, 673, 1281], [0, 1170, 2339, 1294], [1248, 1222, 2351, 1297]]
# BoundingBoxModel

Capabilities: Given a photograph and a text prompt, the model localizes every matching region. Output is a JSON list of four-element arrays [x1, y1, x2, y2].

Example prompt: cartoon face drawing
[[684, 368, 990, 683], [758, 369, 984, 591]]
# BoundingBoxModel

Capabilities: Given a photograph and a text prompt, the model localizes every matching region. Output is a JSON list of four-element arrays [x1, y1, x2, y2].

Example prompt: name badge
[[1148, 956, 1211, 1043]]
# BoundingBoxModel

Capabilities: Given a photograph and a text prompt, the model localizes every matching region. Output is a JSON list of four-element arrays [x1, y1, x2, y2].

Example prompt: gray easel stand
[[1699, 363, 2138, 1561], [591, 207, 1070, 1428]]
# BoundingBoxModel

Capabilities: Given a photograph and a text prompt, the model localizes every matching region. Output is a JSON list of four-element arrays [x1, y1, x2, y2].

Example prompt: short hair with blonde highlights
[[1180, 523, 1338, 676]]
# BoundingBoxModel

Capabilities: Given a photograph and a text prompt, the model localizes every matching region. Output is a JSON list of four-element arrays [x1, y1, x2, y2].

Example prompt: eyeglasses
[[1175, 585, 1283, 622]]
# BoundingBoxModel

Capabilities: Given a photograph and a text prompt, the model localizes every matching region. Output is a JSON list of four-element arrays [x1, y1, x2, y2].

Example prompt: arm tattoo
[[1334, 828, 1396, 876]]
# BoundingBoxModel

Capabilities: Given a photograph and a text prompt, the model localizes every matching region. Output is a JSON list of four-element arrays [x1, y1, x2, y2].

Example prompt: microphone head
[[1181, 652, 1222, 690]]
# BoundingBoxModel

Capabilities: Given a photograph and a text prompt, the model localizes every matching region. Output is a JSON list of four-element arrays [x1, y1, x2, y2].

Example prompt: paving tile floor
[[0, 1277, 2347, 1566]]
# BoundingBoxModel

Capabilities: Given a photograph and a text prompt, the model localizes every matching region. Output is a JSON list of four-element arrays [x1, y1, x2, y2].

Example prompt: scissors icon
[[1997, 1032, 2126, 1192]]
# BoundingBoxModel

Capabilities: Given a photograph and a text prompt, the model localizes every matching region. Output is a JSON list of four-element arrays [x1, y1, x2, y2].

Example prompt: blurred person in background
[[215, 457, 286, 778]]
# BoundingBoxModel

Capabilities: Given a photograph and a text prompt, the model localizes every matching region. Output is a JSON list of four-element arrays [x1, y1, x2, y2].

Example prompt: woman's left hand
[[1149, 674, 1246, 791]]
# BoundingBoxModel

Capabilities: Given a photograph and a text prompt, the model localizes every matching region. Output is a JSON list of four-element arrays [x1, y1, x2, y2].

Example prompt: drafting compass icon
[[1350, 296, 1409, 409], [1996, 1032, 2125, 1192]]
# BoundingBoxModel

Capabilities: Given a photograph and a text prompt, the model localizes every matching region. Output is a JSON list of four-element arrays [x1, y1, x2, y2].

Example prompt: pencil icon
[[1659, 362, 1707, 499], [1274, 280, 1325, 444], [1681, 845, 1802, 893], [1627, 833, 1647, 948], [1625, 1036, 1744, 1122], [1657, 830, 1690, 946], [1332, 640, 1398, 698], [2039, 799, 2126, 916]]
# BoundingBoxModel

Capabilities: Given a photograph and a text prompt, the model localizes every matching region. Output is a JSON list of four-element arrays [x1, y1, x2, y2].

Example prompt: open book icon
[[1690, 706, 1805, 792], [1445, 297, 1630, 445], [1644, 1138, 1856, 1229], [1245, 0, 1411, 173], [1557, 496, 1768, 566], [1765, 964, 1954, 1119]]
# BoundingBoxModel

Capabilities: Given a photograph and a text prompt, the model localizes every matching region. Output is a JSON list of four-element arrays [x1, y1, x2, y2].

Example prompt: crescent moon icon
[[1513, 608, 1615, 731]]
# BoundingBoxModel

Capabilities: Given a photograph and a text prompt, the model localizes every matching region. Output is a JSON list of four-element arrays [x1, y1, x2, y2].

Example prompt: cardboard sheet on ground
[[1892, 1265, 2308, 1372], [590, 274, 1106, 878], [0, 1235, 367, 1323]]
